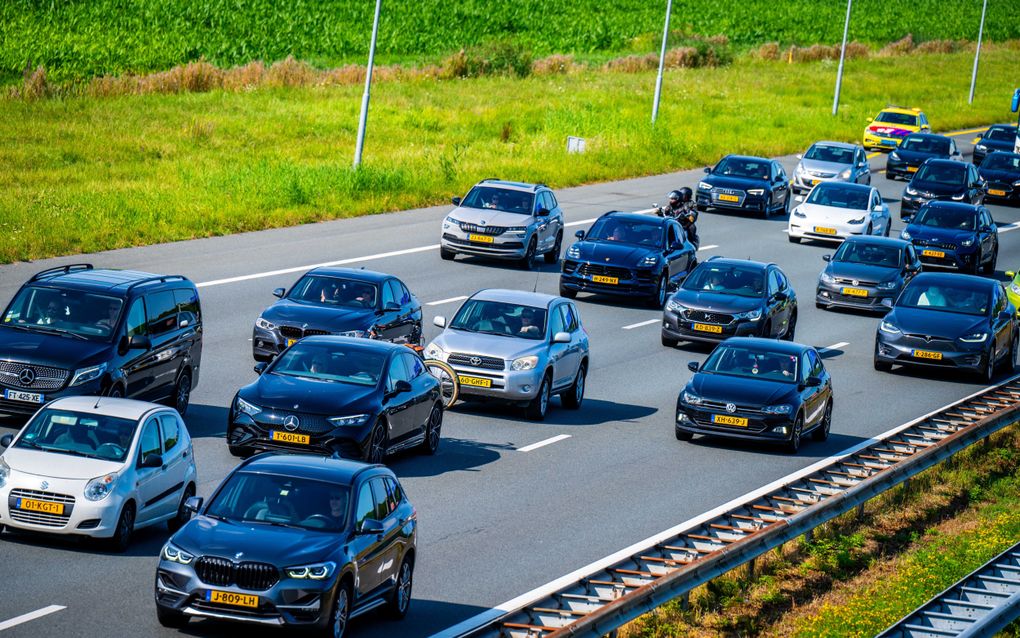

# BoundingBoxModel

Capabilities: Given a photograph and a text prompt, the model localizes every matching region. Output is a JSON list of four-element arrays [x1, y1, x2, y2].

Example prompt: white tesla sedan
[[788, 182, 891, 244], [0, 396, 197, 551]]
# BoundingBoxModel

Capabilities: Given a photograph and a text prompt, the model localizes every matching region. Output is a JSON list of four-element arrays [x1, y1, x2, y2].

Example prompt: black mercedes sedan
[[253, 267, 422, 362], [675, 337, 832, 453], [229, 337, 442, 461], [155, 454, 417, 636], [972, 124, 1018, 166], [900, 159, 984, 221], [661, 257, 797, 347], [885, 133, 962, 181], [696, 155, 792, 217], [978, 151, 1020, 205], [874, 272, 1018, 383], [559, 211, 697, 307], [816, 236, 921, 312]]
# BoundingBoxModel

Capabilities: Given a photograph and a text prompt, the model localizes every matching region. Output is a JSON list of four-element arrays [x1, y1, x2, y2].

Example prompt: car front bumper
[[560, 263, 659, 298], [862, 132, 907, 150], [816, 281, 898, 312], [696, 190, 771, 213], [885, 160, 922, 180], [911, 244, 980, 271], [875, 332, 986, 373], [227, 412, 370, 459], [675, 404, 795, 444], [661, 309, 762, 343], [792, 173, 845, 194], [445, 363, 546, 402], [0, 476, 124, 538], [983, 182, 1020, 203], [441, 229, 530, 260], [788, 218, 870, 242]]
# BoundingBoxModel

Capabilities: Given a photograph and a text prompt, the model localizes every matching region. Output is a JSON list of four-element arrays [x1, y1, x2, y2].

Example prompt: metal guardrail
[[877, 539, 1020, 638], [458, 377, 1020, 638]]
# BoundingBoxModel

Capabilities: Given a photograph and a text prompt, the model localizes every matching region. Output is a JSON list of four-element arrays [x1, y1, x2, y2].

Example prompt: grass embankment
[[620, 427, 1020, 638]]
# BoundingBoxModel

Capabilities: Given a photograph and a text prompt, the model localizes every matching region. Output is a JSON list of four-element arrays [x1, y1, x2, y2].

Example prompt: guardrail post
[[747, 556, 756, 580], [680, 591, 690, 610], [855, 503, 865, 519], [804, 529, 814, 544]]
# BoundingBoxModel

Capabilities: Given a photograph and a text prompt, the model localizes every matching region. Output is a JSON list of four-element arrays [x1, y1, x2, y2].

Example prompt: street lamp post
[[968, 0, 988, 104], [651, 0, 673, 124], [353, 0, 383, 168], [832, 0, 853, 116]]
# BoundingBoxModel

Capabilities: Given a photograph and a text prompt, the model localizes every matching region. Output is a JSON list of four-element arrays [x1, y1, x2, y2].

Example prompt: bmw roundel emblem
[[19, 368, 36, 385], [283, 415, 300, 431], [726, 403, 737, 413], [469, 356, 482, 366]]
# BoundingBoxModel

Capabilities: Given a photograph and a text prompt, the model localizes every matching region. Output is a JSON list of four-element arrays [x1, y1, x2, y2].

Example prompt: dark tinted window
[[206, 472, 351, 531], [987, 127, 1017, 142], [355, 482, 376, 526], [898, 279, 990, 316], [982, 154, 1020, 171], [585, 217, 664, 247], [682, 263, 765, 298], [145, 291, 178, 336], [387, 477, 404, 505], [370, 478, 394, 520], [401, 352, 425, 379], [807, 350, 824, 377], [714, 157, 770, 180], [288, 275, 377, 310], [914, 206, 977, 231], [806, 183, 871, 209], [271, 342, 386, 387], [1, 286, 124, 342], [875, 111, 917, 126], [701, 344, 798, 383], [833, 241, 902, 267], [900, 136, 950, 153], [805, 144, 855, 164], [173, 288, 201, 325]]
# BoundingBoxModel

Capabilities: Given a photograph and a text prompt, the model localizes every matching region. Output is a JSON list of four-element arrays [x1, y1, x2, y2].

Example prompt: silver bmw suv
[[439, 179, 565, 269], [424, 289, 589, 420]]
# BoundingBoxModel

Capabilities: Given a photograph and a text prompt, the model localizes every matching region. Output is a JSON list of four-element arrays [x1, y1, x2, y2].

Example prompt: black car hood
[[173, 516, 344, 565], [886, 307, 986, 339], [907, 180, 966, 197], [978, 167, 1020, 182], [240, 373, 380, 416], [982, 140, 1016, 152], [573, 240, 658, 265], [827, 262, 899, 283], [895, 149, 947, 163], [704, 174, 769, 190], [0, 327, 112, 369], [690, 373, 796, 406], [261, 300, 377, 331], [672, 290, 763, 314], [903, 225, 977, 246]]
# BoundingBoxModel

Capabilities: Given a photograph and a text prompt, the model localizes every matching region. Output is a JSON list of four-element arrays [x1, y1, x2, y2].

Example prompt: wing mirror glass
[[185, 496, 203, 513], [254, 362, 268, 375], [552, 331, 571, 344], [393, 380, 412, 394], [536, 207, 550, 217], [822, 254, 832, 262], [127, 334, 151, 350], [272, 287, 286, 299], [575, 230, 585, 240], [433, 315, 446, 328], [687, 361, 699, 373], [140, 453, 163, 469], [451, 196, 461, 206], [804, 377, 823, 388], [356, 519, 385, 535], [0, 434, 12, 448], [773, 291, 789, 302]]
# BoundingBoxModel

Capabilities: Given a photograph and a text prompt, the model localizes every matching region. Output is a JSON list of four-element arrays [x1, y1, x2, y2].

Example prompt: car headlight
[[566, 245, 581, 259], [819, 272, 836, 285], [951, 193, 966, 201], [900, 230, 912, 240], [236, 396, 262, 416], [1010, 283, 1020, 295], [889, 152, 901, 161], [960, 238, 974, 247], [511, 355, 539, 371], [880, 320, 901, 334], [69, 363, 107, 387], [162, 542, 195, 565], [960, 332, 988, 343], [84, 473, 117, 501], [665, 298, 685, 314], [681, 390, 702, 406], [735, 308, 762, 321], [443, 216, 462, 229], [975, 144, 987, 151], [327, 414, 371, 427], [747, 189, 765, 196], [793, 207, 806, 218], [505, 226, 528, 235], [424, 342, 446, 360], [905, 186, 918, 196], [698, 181, 713, 191], [762, 404, 792, 415], [0, 458, 9, 489], [286, 562, 336, 580], [640, 255, 659, 267], [337, 330, 366, 338], [847, 216, 865, 225], [1013, 180, 1020, 188], [839, 169, 852, 179], [876, 280, 898, 290], [255, 317, 276, 331]]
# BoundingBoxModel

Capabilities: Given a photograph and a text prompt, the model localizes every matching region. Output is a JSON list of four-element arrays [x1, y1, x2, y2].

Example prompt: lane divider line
[[517, 434, 571, 452], [999, 222, 1020, 235], [698, 244, 718, 251], [0, 605, 66, 632], [622, 319, 660, 330], [820, 341, 850, 353], [426, 296, 468, 307]]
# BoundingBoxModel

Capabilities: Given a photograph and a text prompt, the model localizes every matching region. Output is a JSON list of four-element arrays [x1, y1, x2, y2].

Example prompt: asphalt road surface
[[1, 126, 1017, 638]]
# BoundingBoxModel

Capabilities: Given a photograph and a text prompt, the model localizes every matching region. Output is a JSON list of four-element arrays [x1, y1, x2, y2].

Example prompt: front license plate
[[591, 275, 619, 285], [207, 590, 259, 608], [814, 226, 837, 235], [907, 166, 918, 173], [468, 234, 495, 244], [712, 414, 748, 427], [458, 375, 492, 388], [912, 349, 943, 361], [922, 249, 945, 258], [271, 431, 310, 445], [718, 194, 740, 203], [841, 287, 869, 297], [16, 498, 64, 515], [3, 389, 44, 403], [989, 189, 1006, 197], [693, 323, 723, 333]]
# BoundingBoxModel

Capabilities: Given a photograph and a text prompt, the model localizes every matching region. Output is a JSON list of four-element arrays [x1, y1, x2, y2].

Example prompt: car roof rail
[[533, 183, 547, 191], [29, 263, 94, 282], [124, 274, 188, 293], [479, 177, 503, 184]]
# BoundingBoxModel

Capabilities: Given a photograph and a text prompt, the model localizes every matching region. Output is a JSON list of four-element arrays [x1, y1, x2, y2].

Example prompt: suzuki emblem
[[283, 415, 300, 431], [726, 403, 737, 413], [18, 368, 35, 385], [469, 356, 482, 366], [40, 480, 49, 490]]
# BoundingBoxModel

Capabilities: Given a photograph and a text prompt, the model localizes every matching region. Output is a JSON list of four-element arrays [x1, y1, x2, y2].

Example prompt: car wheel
[[326, 582, 352, 638], [782, 312, 797, 341], [648, 273, 667, 309], [525, 375, 551, 421], [760, 319, 773, 338], [675, 427, 693, 442], [544, 232, 563, 264], [420, 404, 442, 455], [884, 220, 891, 237], [167, 483, 195, 532], [815, 301, 827, 310], [812, 401, 832, 442], [786, 415, 803, 453], [171, 370, 191, 416], [519, 238, 537, 270], [366, 421, 388, 463], [982, 247, 997, 275], [783, 194, 791, 217], [386, 557, 414, 620], [874, 341, 892, 372], [155, 604, 189, 629], [981, 349, 996, 384], [440, 247, 456, 261], [558, 283, 577, 299], [561, 363, 586, 409], [661, 333, 679, 348], [788, 233, 801, 244], [108, 502, 135, 553]]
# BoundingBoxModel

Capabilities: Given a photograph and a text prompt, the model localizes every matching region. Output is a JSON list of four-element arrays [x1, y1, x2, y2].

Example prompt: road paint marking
[[698, 244, 718, 251], [517, 434, 571, 452], [564, 207, 656, 229], [999, 222, 1020, 234], [866, 151, 881, 159], [949, 126, 990, 137], [0, 606, 66, 632], [622, 319, 660, 330], [820, 341, 850, 353], [427, 296, 468, 306], [431, 376, 1018, 638]]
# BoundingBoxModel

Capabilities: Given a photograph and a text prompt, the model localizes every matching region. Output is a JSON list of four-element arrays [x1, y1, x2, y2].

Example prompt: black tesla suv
[[696, 155, 792, 217], [816, 236, 921, 312]]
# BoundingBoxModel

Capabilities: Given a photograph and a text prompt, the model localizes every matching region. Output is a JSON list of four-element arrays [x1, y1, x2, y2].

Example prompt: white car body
[[788, 183, 891, 243], [0, 396, 196, 540]]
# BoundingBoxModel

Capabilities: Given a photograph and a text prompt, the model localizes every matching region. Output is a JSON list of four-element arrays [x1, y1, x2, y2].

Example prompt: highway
[[1, 128, 1017, 638]]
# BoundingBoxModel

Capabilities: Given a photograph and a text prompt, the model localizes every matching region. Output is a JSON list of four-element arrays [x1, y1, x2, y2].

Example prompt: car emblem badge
[[469, 356, 482, 366], [19, 368, 35, 385], [852, 280, 859, 286], [235, 552, 244, 560], [726, 403, 737, 413], [605, 258, 611, 262], [283, 415, 300, 431], [40, 481, 49, 490]]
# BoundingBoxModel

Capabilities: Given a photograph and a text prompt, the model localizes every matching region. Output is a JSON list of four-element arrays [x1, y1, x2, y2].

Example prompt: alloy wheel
[[425, 406, 442, 454], [332, 587, 349, 638], [396, 561, 412, 614], [368, 424, 387, 463], [539, 379, 549, 416], [175, 373, 191, 415]]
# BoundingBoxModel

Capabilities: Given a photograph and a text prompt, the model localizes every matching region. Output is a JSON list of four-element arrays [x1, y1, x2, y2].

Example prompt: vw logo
[[469, 356, 482, 366], [40, 480, 49, 490], [18, 368, 35, 385], [726, 403, 737, 413], [283, 415, 300, 431], [851, 279, 859, 286]]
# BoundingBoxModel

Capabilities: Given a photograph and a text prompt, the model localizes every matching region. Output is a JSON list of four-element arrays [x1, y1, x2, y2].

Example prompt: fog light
[[821, 292, 830, 298], [771, 426, 788, 434], [521, 385, 531, 393], [677, 413, 690, 423], [881, 298, 893, 308]]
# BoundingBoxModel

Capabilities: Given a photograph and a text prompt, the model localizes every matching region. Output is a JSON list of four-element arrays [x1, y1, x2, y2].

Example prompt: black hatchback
[[900, 159, 984, 221], [816, 236, 921, 312], [979, 152, 1020, 205], [885, 133, 962, 181], [696, 155, 792, 217], [973, 124, 1019, 165]]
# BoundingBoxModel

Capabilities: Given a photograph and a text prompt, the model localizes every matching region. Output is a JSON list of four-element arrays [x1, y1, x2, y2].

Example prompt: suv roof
[[306, 266, 392, 284], [238, 452, 386, 484], [476, 179, 547, 192], [470, 288, 561, 307], [28, 264, 190, 295]]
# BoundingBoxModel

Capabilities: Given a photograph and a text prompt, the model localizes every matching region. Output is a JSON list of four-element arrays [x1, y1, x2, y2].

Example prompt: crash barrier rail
[[458, 376, 1020, 638], [877, 539, 1020, 638]]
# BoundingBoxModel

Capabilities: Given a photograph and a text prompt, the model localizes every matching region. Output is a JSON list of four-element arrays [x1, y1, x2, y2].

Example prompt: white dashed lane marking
[[426, 296, 468, 306], [0, 606, 66, 632], [622, 319, 660, 330], [517, 434, 572, 452]]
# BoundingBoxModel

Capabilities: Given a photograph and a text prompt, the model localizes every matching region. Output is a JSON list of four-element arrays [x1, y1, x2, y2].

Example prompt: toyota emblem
[[726, 403, 737, 413], [283, 415, 300, 431], [851, 279, 859, 286], [18, 368, 35, 385], [40, 480, 49, 490], [469, 356, 482, 366]]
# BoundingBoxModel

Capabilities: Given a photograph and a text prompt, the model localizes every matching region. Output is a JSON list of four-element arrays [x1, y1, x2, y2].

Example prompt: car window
[[461, 186, 534, 215], [561, 304, 579, 332], [401, 352, 425, 379], [172, 288, 201, 325], [388, 354, 412, 391], [800, 354, 812, 382], [137, 417, 162, 466], [355, 481, 376, 526], [767, 270, 781, 296], [159, 413, 180, 452], [393, 279, 412, 305], [381, 280, 399, 307], [125, 297, 147, 337], [370, 478, 394, 520], [549, 305, 567, 336], [666, 224, 679, 247], [807, 350, 824, 378], [776, 269, 790, 291], [145, 291, 178, 336], [14, 408, 138, 462], [387, 477, 404, 505], [449, 299, 547, 340], [546, 192, 559, 210], [682, 263, 766, 298], [994, 288, 1006, 314]]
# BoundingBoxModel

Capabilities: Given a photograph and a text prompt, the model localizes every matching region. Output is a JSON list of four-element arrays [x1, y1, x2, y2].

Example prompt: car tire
[[106, 385, 123, 399], [366, 421, 388, 464], [326, 581, 352, 638], [440, 247, 456, 261], [812, 401, 832, 442], [980, 349, 996, 384], [786, 415, 803, 453], [783, 194, 791, 217], [874, 342, 892, 372], [155, 604, 189, 629], [386, 557, 414, 620], [558, 283, 577, 299], [760, 319, 773, 338], [982, 247, 997, 275], [675, 427, 693, 442], [884, 221, 891, 237], [561, 363, 586, 409], [788, 234, 801, 244], [519, 238, 537, 270], [167, 483, 195, 532], [170, 369, 191, 416], [107, 502, 135, 553], [525, 374, 551, 421], [662, 333, 679, 348], [782, 312, 797, 341], [420, 403, 442, 455], [648, 273, 667, 309], [544, 232, 563, 264]]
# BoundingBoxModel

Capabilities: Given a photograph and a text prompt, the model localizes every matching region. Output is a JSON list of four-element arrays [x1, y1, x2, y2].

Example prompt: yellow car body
[[1007, 270, 1020, 314], [862, 107, 931, 151]]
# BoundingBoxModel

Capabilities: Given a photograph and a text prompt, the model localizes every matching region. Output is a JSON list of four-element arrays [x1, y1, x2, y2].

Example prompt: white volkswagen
[[0, 396, 197, 551], [788, 182, 891, 244]]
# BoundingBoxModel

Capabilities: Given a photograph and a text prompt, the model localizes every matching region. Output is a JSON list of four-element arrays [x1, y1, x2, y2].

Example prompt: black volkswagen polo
[[675, 338, 833, 453], [885, 133, 962, 181], [229, 337, 442, 461], [696, 155, 792, 217], [816, 236, 921, 312]]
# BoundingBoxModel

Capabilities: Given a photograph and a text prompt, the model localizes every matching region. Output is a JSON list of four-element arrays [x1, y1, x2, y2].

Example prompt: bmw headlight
[[960, 238, 974, 247], [1010, 283, 1020, 295], [236, 396, 262, 417], [640, 255, 659, 267], [327, 414, 371, 427], [847, 217, 866, 225], [287, 562, 336, 580], [876, 280, 898, 290], [900, 230, 912, 240], [566, 244, 581, 259], [69, 363, 107, 387], [162, 542, 195, 565], [255, 316, 276, 331], [0, 458, 9, 489], [681, 390, 702, 406], [338, 330, 366, 338], [880, 320, 902, 334], [84, 473, 117, 501], [905, 186, 919, 196], [511, 355, 539, 371], [762, 404, 792, 415], [747, 189, 765, 196], [839, 168, 852, 179], [665, 298, 685, 314], [889, 152, 901, 161], [951, 193, 966, 201], [960, 332, 988, 343], [698, 181, 712, 191], [735, 308, 762, 321], [424, 342, 447, 361]]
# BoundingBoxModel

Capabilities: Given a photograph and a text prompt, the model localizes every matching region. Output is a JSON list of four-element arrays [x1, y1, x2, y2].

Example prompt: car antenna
[[532, 270, 540, 294], [94, 396, 102, 409]]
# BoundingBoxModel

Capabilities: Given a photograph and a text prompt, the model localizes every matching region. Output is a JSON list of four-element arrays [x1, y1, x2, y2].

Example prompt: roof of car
[[305, 267, 392, 283], [920, 200, 981, 212], [909, 272, 998, 289], [987, 124, 1018, 131], [716, 337, 811, 355], [903, 133, 949, 141], [475, 179, 545, 192], [297, 335, 405, 353], [722, 154, 771, 163], [986, 151, 1020, 159], [238, 453, 387, 484], [600, 211, 668, 225], [703, 256, 771, 270], [470, 288, 561, 306], [810, 141, 859, 150], [881, 106, 922, 115], [814, 181, 872, 192], [30, 267, 190, 295], [921, 158, 967, 169], [45, 396, 172, 420], [840, 235, 910, 248]]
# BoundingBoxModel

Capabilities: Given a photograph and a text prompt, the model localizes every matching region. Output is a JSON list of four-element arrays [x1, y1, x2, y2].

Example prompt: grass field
[[0, 46, 1017, 264], [2, 0, 1019, 81]]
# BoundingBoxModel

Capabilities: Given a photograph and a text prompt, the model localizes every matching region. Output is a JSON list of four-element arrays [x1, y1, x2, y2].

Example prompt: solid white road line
[[999, 222, 1020, 234], [0, 606, 66, 632], [622, 319, 660, 330], [698, 244, 718, 251], [427, 296, 468, 306], [517, 434, 572, 453], [820, 341, 850, 353]]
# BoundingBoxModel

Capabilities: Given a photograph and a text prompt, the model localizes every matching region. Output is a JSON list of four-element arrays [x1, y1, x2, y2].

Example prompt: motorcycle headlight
[[951, 193, 966, 201], [735, 308, 762, 321], [236, 396, 262, 417], [905, 186, 919, 196], [762, 404, 792, 415], [747, 189, 765, 196], [960, 238, 974, 247], [880, 320, 902, 334], [876, 280, 898, 290], [975, 144, 987, 151], [162, 542, 195, 565], [847, 217, 865, 225], [900, 230, 912, 240], [0, 458, 9, 489], [566, 245, 581, 259], [254, 317, 276, 331], [1010, 283, 1020, 295], [327, 414, 371, 427], [698, 181, 713, 191], [69, 363, 107, 387], [84, 473, 117, 501], [511, 355, 539, 371], [337, 330, 366, 338], [640, 255, 659, 267], [889, 152, 901, 161], [819, 272, 836, 285], [665, 298, 685, 314], [286, 561, 336, 580], [424, 342, 446, 360], [959, 332, 988, 343], [839, 169, 852, 179], [681, 390, 702, 406]]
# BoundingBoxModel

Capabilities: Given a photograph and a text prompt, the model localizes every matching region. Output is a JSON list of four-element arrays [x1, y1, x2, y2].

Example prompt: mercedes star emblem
[[283, 415, 300, 431], [19, 368, 35, 385], [469, 356, 482, 366], [726, 403, 737, 413]]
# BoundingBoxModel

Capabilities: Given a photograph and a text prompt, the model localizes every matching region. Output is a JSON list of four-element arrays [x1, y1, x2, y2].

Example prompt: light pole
[[353, 0, 382, 168], [832, 0, 852, 116], [651, 0, 673, 124], [968, 0, 988, 104]]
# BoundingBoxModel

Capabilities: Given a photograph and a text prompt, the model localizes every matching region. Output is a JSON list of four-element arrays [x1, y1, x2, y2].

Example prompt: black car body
[[675, 337, 832, 452], [874, 272, 1017, 382], [155, 454, 417, 634], [885, 133, 962, 181], [900, 202, 998, 274], [973, 124, 1018, 165], [229, 337, 442, 461], [253, 268, 422, 362], [816, 236, 921, 312], [696, 155, 792, 217], [559, 212, 697, 307], [978, 151, 1020, 205], [900, 159, 984, 221], [0, 264, 202, 419], [662, 257, 798, 346]]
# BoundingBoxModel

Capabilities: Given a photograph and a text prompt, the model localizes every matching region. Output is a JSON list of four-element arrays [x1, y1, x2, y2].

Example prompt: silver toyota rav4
[[439, 179, 565, 269], [424, 289, 589, 420]]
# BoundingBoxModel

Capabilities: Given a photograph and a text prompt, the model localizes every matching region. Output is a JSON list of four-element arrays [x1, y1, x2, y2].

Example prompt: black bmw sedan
[[885, 133, 962, 181], [675, 337, 832, 453], [874, 272, 1018, 382], [229, 337, 442, 461], [696, 155, 792, 217], [978, 151, 1020, 205], [900, 159, 984, 221], [661, 257, 797, 347], [155, 454, 417, 637], [253, 267, 422, 361], [816, 236, 921, 312]]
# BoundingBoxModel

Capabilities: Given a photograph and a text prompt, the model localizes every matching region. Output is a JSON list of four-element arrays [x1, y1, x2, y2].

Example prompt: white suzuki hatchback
[[0, 396, 197, 551]]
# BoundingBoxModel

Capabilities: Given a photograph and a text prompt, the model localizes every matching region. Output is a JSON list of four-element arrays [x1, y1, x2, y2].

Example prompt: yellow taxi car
[[1006, 269, 1020, 314], [862, 106, 931, 151]]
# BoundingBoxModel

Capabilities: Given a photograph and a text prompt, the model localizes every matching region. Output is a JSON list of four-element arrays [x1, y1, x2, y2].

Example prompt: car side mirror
[[822, 254, 832, 262], [773, 291, 789, 301], [451, 196, 461, 206], [803, 377, 822, 388], [185, 496, 203, 514], [433, 315, 446, 329], [873, 204, 884, 212], [384, 302, 401, 312], [795, 195, 804, 203], [687, 361, 699, 373], [866, 117, 874, 122], [796, 153, 803, 160], [703, 167, 711, 173], [393, 380, 412, 394], [356, 518, 385, 535], [140, 453, 163, 469], [1007, 271, 1016, 279], [254, 362, 268, 375], [574, 230, 585, 240], [272, 287, 285, 299], [0, 434, 12, 448], [536, 207, 550, 217], [127, 334, 151, 350], [552, 331, 571, 344]]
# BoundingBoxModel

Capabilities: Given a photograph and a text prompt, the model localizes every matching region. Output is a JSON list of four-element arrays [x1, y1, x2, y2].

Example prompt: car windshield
[[714, 158, 771, 180], [982, 154, 1020, 172], [269, 342, 385, 386], [701, 345, 799, 384], [449, 299, 547, 340], [460, 186, 535, 215], [206, 471, 350, 532], [806, 184, 871, 210], [681, 264, 765, 298], [913, 206, 977, 231], [1, 286, 123, 342], [898, 280, 989, 316], [876, 112, 918, 126], [287, 275, 378, 310], [15, 409, 137, 462], [585, 217, 663, 247], [833, 242, 902, 267], [804, 144, 854, 164], [900, 137, 950, 153], [914, 163, 966, 186], [986, 127, 1017, 142]]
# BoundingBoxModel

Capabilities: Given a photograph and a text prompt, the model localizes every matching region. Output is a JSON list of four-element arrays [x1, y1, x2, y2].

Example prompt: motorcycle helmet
[[667, 190, 682, 206], [678, 187, 693, 203]]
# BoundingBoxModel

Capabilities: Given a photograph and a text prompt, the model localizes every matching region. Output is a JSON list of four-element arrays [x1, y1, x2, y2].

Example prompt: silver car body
[[793, 141, 871, 194]]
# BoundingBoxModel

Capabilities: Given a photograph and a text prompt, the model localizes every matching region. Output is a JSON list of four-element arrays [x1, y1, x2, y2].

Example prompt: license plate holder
[[15, 497, 64, 515], [693, 323, 723, 333], [468, 234, 495, 244], [271, 431, 310, 445], [814, 226, 837, 235], [458, 375, 492, 388], [841, 287, 869, 297], [718, 194, 740, 203], [591, 275, 619, 285], [912, 349, 943, 360], [922, 249, 945, 258], [3, 389, 44, 403], [207, 590, 260, 608], [712, 414, 748, 427]]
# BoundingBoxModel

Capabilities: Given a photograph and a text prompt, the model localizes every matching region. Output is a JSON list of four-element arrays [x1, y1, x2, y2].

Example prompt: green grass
[[0, 47, 1017, 264], [3, 0, 1020, 81]]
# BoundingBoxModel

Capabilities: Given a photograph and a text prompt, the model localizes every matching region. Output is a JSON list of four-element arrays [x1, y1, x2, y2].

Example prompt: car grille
[[698, 399, 765, 415], [195, 556, 280, 591], [577, 263, 632, 280], [712, 188, 747, 205], [808, 170, 837, 178], [833, 277, 879, 286], [253, 410, 333, 434], [828, 292, 882, 305], [447, 353, 505, 370], [458, 223, 507, 236], [682, 309, 735, 325], [913, 239, 958, 250], [277, 325, 332, 340], [8, 489, 75, 528], [0, 361, 69, 391], [902, 334, 958, 350]]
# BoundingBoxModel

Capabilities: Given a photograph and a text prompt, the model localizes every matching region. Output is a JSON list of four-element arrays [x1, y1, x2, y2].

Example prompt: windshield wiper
[[252, 520, 305, 530], [31, 326, 88, 341]]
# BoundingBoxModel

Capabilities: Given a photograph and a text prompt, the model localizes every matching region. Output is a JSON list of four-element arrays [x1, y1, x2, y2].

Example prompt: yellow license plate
[[814, 226, 838, 235], [592, 275, 619, 285], [693, 323, 723, 333], [712, 414, 748, 427], [907, 166, 918, 173], [912, 349, 943, 360], [271, 431, 310, 445], [718, 194, 740, 202], [989, 189, 1006, 196], [841, 287, 869, 297], [458, 375, 492, 388], [16, 498, 64, 515], [922, 249, 945, 258], [468, 234, 494, 244], [207, 590, 259, 608]]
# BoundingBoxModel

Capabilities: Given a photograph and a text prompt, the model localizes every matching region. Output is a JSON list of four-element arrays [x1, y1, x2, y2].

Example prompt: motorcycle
[[655, 202, 700, 250]]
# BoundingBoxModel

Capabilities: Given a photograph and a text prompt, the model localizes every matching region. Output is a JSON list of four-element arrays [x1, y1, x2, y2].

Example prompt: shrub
[[439, 41, 532, 79], [532, 54, 580, 75], [879, 34, 915, 56]]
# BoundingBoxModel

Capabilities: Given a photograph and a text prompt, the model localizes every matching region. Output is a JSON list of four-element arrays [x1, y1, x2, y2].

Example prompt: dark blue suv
[[900, 202, 998, 275]]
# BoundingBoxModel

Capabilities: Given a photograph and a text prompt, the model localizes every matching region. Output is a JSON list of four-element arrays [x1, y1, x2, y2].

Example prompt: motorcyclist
[[657, 188, 699, 248]]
